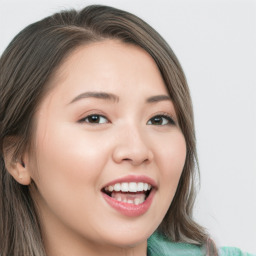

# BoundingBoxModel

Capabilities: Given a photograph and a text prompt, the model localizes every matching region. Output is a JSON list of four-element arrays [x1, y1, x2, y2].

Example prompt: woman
[[0, 5, 253, 256]]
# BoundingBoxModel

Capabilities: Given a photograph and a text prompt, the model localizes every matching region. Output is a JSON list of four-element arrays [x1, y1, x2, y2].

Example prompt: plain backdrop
[[1, 0, 255, 253]]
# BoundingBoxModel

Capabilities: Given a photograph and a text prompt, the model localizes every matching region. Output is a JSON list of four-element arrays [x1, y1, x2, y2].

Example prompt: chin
[[99, 226, 154, 248]]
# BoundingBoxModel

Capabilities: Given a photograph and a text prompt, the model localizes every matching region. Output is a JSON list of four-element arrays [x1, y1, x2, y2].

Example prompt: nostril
[[114, 156, 152, 166]]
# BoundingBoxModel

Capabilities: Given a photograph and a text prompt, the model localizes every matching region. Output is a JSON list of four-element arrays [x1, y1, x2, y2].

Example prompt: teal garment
[[148, 232, 256, 256]]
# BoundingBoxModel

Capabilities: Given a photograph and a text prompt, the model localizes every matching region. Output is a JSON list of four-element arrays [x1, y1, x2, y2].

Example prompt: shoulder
[[220, 247, 256, 256], [147, 232, 256, 256], [147, 232, 204, 256]]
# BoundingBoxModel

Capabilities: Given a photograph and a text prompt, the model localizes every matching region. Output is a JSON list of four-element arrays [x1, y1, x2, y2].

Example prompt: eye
[[147, 115, 175, 126], [79, 114, 109, 124]]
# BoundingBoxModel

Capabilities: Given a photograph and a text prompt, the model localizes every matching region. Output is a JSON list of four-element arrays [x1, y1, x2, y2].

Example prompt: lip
[[102, 188, 156, 217], [101, 175, 157, 217]]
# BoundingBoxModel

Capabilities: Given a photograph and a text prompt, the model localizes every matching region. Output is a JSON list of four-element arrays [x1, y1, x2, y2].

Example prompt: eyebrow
[[146, 95, 171, 103], [69, 92, 119, 104], [69, 91, 171, 104]]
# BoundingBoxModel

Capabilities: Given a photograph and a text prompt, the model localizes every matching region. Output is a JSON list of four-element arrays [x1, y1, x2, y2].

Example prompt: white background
[[1, 0, 255, 253]]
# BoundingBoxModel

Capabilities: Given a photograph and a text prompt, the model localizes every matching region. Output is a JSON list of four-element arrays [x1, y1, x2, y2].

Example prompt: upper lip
[[101, 175, 157, 190]]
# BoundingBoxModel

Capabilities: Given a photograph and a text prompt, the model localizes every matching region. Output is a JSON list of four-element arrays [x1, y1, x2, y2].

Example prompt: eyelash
[[78, 114, 109, 124], [78, 113, 175, 126], [147, 113, 176, 126]]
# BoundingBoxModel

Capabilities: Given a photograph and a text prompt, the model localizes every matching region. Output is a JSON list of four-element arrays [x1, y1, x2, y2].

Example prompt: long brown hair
[[0, 5, 217, 255]]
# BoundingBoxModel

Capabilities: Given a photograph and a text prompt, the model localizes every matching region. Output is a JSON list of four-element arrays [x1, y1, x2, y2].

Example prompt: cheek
[[155, 131, 186, 197], [28, 124, 114, 230], [156, 131, 186, 175], [31, 123, 112, 196]]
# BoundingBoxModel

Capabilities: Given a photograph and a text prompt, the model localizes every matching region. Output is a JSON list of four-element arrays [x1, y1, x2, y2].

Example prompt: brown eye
[[147, 115, 175, 126], [80, 115, 108, 124]]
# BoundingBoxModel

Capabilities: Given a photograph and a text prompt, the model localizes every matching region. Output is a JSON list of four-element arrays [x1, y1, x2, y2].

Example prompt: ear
[[6, 158, 31, 186], [3, 139, 31, 186]]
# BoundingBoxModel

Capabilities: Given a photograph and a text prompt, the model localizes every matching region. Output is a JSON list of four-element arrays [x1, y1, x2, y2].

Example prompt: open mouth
[[102, 182, 153, 205]]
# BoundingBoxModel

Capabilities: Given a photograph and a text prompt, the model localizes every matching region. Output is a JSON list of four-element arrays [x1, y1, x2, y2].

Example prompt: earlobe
[[15, 159, 31, 185]]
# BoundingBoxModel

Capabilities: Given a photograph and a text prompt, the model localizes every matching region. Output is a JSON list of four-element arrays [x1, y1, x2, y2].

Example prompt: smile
[[101, 176, 156, 216], [104, 182, 152, 205]]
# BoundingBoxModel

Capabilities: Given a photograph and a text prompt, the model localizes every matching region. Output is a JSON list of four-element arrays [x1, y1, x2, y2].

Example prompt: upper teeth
[[105, 182, 152, 193]]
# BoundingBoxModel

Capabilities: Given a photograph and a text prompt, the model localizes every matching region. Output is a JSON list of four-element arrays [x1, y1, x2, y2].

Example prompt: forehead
[[46, 39, 168, 102]]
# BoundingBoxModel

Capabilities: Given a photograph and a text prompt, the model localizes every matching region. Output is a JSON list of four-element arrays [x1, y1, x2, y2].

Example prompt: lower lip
[[102, 190, 155, 217]]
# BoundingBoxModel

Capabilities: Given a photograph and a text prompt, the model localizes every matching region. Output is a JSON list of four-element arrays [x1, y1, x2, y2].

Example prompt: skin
[[18, 40, 187, 256]]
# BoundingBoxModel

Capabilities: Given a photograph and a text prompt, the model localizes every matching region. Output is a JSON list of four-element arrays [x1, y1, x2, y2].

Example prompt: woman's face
[[27, 40, 186, 254]]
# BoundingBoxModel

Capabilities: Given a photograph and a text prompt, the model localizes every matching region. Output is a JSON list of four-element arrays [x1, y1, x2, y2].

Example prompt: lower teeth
[[111, 192, 146, 205], [116, 198, 145, 205]]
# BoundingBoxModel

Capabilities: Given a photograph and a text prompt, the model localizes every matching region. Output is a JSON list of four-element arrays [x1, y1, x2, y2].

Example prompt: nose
[[112, 124, 154, 166]]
